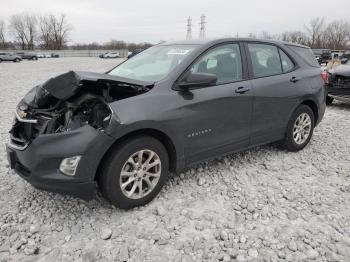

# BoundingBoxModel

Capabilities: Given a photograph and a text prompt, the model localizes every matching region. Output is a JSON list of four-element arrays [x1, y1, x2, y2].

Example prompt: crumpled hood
[[329, 64, 350, 77], [42, 70, 154, 100]]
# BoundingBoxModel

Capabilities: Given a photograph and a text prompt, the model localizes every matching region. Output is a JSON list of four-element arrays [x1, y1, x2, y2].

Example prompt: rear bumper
[[317, 96, 326, 126], [6, 125, 115, 200]]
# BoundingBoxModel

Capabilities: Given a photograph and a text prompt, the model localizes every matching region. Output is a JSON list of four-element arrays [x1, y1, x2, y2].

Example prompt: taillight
[[320, 71, 329, 84]]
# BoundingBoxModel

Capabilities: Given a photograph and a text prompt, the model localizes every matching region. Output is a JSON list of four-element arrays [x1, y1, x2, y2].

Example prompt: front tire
[[13, 58, 20, 62], [281, 105, 315, 152], [98, 136, 169, 209]]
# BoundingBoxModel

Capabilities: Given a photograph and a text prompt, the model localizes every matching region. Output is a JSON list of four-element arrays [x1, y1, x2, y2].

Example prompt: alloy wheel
[[293, 113, 312, 145], [119, 149, 161, 199]]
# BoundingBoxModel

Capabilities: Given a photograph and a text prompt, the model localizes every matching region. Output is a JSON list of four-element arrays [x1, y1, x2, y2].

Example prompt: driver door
[[176, 43, 253, 164]]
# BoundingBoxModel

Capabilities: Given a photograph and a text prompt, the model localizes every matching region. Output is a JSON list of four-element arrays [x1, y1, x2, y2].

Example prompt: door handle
[[235, 86, 251, 94], [290, 76, 300, 83]]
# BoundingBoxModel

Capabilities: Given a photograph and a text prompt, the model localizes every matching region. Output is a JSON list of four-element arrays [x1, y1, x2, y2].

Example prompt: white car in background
[[0, 53, 22, 62], [99, 52, 120, 58], [37, 53, 58, 58]]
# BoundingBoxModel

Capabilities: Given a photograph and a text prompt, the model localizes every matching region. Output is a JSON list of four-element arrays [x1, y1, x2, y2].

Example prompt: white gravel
[[1, 58, 350, 262]]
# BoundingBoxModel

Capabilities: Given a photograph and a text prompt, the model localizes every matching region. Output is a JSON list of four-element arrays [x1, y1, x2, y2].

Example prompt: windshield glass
[[109, 45, 197, 82]]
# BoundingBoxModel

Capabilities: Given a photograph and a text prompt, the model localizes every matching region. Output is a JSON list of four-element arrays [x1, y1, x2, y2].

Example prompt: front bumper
[[327, 85, 350, 104], [6, 125, 114, 200]]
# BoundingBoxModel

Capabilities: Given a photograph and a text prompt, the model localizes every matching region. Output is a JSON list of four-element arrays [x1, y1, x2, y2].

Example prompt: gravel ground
[[1, 58, 350, 262]]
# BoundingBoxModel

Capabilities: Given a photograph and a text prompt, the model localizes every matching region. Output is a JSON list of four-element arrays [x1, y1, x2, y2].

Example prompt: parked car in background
[[127, 48, 145, 59], [99, 52, 120, 58], [37, 53, 59, 58], [0, 53, 22, 62], [16, 52, 38, 60], [331, 50, 344, 60], [341, 52, 350, 64], [6, 38, 326, 209], [324, 59, 350, 105], [312, 49, 332, 64]]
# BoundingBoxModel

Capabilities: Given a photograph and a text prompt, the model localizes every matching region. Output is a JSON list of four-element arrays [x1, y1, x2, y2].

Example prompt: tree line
[[0, 13, 71, 50], [276, 18, 348, 49], [69, 40, 153, 52], [0, 13, 153, 51], [0, 15, 349, 51], [248, 18, 350, 50]]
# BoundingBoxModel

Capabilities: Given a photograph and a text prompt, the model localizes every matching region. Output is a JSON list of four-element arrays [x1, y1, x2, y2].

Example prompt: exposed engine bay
[[10, 71, 153, 147]]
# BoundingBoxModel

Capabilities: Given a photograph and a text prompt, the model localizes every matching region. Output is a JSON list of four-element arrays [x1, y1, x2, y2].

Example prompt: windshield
[[109, 45, 197, 82]]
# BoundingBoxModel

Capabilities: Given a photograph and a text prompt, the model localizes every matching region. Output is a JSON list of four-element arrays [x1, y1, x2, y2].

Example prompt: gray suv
[[6, 38, 326, 209], [0, 53, 22, 62]]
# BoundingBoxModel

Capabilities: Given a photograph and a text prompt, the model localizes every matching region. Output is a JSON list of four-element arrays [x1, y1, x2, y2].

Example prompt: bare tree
[[281, 31, 309, 45], [0, 19, 5, 48], [248, 33, 257, 39], [38, 14, 71, 50], [8, 14, 27, 49], [50, 14, 72, 49], [8, 13, 37, 50], [38, 15, 53, 49], [324, 20, 350, 50], [305, 17, 326, 48], [260, 31, 274, 40], [23, 14, 37, 50]]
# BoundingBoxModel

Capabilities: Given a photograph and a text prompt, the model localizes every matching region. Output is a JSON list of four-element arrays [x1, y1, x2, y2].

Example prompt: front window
[[189, 44, 243, 84], [109, 45, 197, 82]]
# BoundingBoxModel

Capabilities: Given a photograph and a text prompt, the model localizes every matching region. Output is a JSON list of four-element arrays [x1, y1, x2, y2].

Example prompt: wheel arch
[[95, 128, 178, 181], [300, 99, 319, 124]]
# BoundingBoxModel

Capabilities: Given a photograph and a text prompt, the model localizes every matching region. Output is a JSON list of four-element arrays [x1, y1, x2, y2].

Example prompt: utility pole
[[199, 14, 206, 39], [186, 17, 192, 40]]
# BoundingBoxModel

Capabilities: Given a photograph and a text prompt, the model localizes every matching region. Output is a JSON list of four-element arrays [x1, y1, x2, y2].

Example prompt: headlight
[[59, 156, 82, 176]]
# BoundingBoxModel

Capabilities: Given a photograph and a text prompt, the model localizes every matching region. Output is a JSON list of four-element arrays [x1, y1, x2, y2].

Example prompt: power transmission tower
[[199, 14, 206, 39], [186, 17, 192, 40]]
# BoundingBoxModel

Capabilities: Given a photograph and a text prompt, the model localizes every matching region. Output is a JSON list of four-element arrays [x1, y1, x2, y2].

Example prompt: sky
[[1, 0, 349, 44]]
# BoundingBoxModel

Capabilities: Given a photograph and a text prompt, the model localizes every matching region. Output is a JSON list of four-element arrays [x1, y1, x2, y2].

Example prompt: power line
[[186, 17, 192, 40], [199, 14, 206, 39]]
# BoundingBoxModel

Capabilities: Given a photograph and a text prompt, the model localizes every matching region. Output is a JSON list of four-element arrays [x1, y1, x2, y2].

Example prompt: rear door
[[245, 43, 307, 145]]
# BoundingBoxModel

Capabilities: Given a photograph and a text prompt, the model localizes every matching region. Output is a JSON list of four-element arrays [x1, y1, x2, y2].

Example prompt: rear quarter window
[[287, 45, 320, 68]]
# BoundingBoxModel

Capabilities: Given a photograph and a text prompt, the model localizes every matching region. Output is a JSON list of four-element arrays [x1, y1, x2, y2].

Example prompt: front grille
[[10, 113, 53, 144]]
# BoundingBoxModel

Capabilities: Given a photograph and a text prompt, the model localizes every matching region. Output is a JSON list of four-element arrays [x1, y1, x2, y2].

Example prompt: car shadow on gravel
[[17, 143, 280, 215]]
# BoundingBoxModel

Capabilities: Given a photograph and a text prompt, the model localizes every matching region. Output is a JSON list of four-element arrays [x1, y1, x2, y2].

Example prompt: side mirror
[[174, 72, 217, 90]]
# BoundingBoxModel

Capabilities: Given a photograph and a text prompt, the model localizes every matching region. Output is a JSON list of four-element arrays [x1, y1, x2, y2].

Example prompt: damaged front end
[[9, 71, 153, 150], [327, 65, 350, 100]]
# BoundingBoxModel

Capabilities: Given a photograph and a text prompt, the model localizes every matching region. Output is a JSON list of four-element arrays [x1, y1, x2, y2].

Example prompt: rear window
[[288, 45, 320, 67]]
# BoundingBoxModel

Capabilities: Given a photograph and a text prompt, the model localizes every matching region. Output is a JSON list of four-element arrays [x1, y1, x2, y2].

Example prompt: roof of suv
[[161, 38, 310, 49]]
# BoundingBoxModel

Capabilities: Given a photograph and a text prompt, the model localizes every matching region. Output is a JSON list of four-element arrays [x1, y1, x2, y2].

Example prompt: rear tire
[[13, 58, 20, 62], [326, 96, 334, 105], [32, 56, 38, 60], [281, 105, 315, 152], [98, 136, 169, 210]]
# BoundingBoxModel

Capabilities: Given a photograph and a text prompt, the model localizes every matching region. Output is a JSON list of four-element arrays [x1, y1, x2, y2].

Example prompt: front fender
[[106, 119, 186, 172]]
